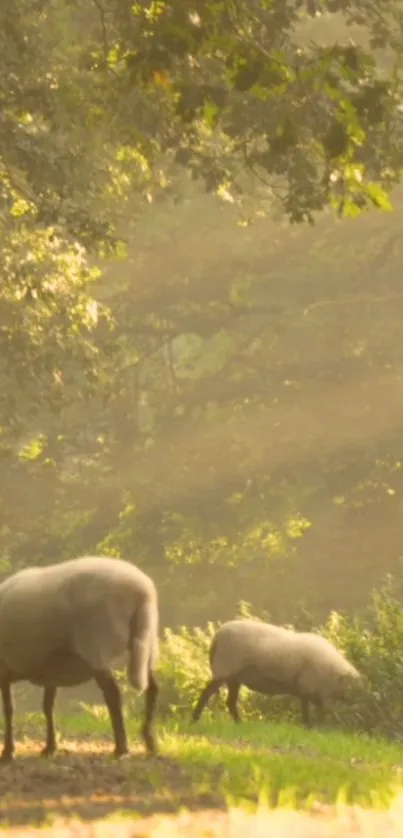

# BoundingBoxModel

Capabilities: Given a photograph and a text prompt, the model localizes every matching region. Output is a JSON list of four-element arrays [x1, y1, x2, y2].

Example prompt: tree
[[2, 1, 403, 239], [97, 0, 403, 222], [2, 0, 403, 628]]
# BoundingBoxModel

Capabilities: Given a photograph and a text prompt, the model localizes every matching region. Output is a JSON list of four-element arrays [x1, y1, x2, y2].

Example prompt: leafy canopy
[[98, 0, 403, 222]]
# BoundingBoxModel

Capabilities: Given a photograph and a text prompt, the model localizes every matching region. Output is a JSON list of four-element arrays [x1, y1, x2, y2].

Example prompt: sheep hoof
[[41, 746, 56, 758], [113, 747, 130, 760], [141, 727, 158, 756], [145, 741, 158, 758]]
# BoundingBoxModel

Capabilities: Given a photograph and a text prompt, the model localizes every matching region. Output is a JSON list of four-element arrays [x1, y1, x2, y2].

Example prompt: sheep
[[0, 555, 160, 762], [191, 618, 361, 727]]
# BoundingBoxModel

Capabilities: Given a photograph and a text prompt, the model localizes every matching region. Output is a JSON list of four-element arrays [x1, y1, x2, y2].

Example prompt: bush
[[322, 573, 403, 738], [157, 622, 217, 717], [119, 572, 403, 738]]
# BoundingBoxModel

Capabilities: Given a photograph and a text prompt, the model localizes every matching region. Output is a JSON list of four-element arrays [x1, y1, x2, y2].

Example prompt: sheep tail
[[128, 595, 158, 693], [209, 634, 218, 669]]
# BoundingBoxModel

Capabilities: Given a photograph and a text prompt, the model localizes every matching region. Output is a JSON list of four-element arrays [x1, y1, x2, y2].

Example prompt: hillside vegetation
[[3, 1, 403, 834], [2, 0, 403, 625]]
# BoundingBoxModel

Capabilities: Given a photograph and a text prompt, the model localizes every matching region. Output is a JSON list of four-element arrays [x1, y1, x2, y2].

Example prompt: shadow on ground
[[0, 740, 224, 826]]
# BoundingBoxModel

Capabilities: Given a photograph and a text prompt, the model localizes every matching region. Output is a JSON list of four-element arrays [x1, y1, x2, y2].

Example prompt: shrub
[[119, 571, 403, 738], [322, 574, 403, 737]]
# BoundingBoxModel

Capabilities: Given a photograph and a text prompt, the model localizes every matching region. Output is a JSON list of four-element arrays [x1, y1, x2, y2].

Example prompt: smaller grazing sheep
[[191, 619, 361, 727], [0, 555, 160, 762]]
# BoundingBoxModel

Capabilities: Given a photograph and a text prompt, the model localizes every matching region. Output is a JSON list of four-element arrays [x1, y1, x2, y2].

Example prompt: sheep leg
[[94, 671, 129, 757], [41, 686, 57, 756], [226, 681, 241, 723], [191, 679, 222, 723], [313, 696, 325, 725], [141, 669, 159, 756], [0, 681, 14, 762], [300, 696, 312, 728]]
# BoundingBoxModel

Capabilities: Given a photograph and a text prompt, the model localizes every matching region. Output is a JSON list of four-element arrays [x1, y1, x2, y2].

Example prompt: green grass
[[15, 708, 403, 812], [164, 718, 403, 809]]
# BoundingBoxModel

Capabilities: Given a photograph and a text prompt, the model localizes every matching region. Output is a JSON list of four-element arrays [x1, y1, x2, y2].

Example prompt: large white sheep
[[191, 619, 361, 727], [0, 555, 159, 762]]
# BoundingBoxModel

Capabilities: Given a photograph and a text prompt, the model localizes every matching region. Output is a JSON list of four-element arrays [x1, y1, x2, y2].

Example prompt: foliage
[[3, 0, 403, 630], [155, 623, 216, 715], [100, 0, 403, 222], [82, 186, 403, 628], [126, 571, 403, 739], [3, 0, 403, 239], [323, 573, 403, 737]]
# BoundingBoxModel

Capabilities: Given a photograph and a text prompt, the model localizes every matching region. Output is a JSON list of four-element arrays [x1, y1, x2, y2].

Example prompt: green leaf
[[365, 183, 393, 212]]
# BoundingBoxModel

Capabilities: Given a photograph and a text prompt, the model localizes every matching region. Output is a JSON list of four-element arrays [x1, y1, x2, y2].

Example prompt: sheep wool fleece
[[211, 619, 360, 699], [0, 556, 159, 687]]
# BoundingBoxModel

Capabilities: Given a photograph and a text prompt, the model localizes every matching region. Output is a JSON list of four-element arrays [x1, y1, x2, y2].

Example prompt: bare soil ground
[[0, 739, 224, 827], [1, 735, 402, 836]]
